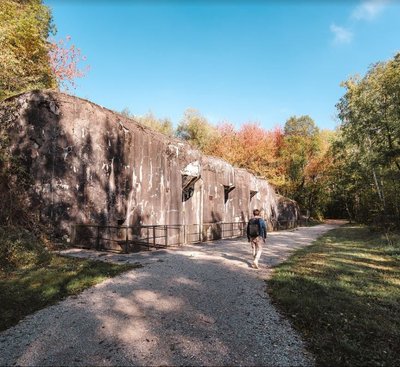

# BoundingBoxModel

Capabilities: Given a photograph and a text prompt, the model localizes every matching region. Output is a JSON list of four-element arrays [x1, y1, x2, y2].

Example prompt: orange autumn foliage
[[205, 123, 285, 186]]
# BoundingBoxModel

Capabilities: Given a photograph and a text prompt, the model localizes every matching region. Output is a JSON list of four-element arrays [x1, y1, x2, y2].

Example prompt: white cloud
[[329, 0, 390, 46], [330, 24, 353, 44], [352, 0, 390, 21]]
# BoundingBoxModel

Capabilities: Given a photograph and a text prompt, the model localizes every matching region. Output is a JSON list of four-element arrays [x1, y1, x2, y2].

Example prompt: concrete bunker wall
[[1, 90, 287, 242], [276, 195, 300, 229]]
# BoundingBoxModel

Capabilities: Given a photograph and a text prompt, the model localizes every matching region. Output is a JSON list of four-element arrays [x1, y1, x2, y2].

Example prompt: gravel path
[[0, 223, 341, 366]]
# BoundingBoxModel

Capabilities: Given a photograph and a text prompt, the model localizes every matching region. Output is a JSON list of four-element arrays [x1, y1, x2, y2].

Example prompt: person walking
[[247, 209, 267, 269]]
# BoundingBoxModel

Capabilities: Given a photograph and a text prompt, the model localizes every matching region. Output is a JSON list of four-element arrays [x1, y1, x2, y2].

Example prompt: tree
[[335, 52, 400, 227], [302, 129, 336, 218], [48, 36, 89, 91], [235, 123, 283, 184], [338, 54, 400, 173], [176, 108, 217, 151], [139, 112, 174, 137], [120, 108, 174, 137], [279, 116, 326, 217], [206, 123, 241, 163], [0, 0, 56, 100], [284, 115, 319, 137], [204, 122, 285, 186], [0, 0, 89, 100]]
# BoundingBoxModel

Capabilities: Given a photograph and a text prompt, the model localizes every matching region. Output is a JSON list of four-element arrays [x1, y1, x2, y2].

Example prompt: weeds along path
[[0, 223, 341, 366]]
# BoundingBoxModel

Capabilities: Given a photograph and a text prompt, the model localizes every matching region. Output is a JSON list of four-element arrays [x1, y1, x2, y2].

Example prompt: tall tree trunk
[[372, 168, 386, 213]]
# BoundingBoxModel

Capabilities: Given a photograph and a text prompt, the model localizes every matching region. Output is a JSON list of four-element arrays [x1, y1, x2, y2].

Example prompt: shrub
[[0, 226, 51, 272]]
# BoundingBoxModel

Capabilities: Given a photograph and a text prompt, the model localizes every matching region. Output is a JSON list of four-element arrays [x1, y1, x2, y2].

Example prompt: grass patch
[[267, 225, 400, 366], [0, 226, 138, 332], [0, 255, 135, 332]]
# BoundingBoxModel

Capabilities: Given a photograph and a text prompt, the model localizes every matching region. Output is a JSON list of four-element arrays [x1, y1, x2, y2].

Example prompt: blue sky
[[45, 0, 400, 131]]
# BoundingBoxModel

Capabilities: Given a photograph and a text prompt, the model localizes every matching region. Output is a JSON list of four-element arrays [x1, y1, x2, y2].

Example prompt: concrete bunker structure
[[0, 91, 297, 250]]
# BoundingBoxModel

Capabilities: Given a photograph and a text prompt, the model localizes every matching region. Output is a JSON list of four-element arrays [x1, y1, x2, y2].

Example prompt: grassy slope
[[267, 225, 400, 366], [0, 255, 135, 332]]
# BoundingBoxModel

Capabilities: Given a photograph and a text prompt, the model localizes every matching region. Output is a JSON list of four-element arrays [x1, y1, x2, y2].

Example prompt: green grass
[[0, 255, 135, 332], [267, 225, 400, 367]]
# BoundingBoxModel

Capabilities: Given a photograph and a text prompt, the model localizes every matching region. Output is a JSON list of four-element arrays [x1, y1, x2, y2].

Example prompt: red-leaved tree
[[49, 36, 89, 90]]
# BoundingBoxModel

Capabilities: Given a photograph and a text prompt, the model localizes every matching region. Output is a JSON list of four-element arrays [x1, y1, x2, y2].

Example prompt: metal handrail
[[72, 221, 248, 253], [72, 219, 299, 253]]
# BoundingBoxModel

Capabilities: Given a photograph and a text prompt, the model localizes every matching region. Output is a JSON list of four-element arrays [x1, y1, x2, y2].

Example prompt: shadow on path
[[0, 223, 341, 366]]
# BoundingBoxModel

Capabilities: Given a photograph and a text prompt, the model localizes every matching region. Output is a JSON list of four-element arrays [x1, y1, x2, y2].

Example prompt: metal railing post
[[125, 226, 129, 253], [96, 225, 100, 250], [71, 224, 75, 246]]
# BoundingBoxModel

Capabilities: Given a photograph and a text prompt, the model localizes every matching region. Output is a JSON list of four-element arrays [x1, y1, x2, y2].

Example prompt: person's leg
[[251, 239, 256, 258], [253, 236, 263, 269]]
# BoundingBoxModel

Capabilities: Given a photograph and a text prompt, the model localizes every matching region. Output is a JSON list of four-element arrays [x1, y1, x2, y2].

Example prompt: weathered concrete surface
[[0, 90, 297, 244], [0, 223, 343, 366], [276, 195, 301, 228], [1, 90, 200, 237]]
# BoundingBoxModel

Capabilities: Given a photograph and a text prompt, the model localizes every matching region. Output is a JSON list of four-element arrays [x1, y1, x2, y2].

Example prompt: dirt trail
[[0, 223, 342, 366]]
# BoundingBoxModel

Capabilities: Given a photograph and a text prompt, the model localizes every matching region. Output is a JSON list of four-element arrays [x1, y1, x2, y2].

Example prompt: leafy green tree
[[120, 108, 174, 137], [0, 0, 56, 100], [335, 52, 400, 227], [0, 0, 88, 100], [279, 115, 324, 216], [284, 115, 319, 137], [139, 112, 174, 137], [338, 54, 400, 173], [176, 108, 217, 151]]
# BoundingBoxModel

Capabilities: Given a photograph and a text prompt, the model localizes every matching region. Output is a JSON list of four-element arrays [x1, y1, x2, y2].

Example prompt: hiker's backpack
[[248, 218, 261, 237]]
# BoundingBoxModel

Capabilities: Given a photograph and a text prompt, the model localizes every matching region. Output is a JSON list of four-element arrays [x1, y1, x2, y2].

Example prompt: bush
[[0, 226, 51, 272]]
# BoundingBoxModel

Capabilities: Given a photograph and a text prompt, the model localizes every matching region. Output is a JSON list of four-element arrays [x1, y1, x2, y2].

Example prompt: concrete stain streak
[[0, 90, 300, 244]]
